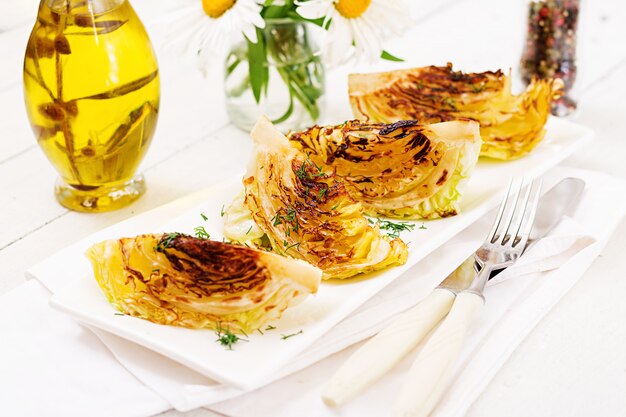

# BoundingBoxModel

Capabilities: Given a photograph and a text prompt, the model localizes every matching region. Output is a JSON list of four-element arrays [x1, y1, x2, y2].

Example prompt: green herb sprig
[[281, 329, 303, 340], [194, 226, 211, 240], [272, 205, 300, 236], [295, 153, 326, 182], [368, 218, 416, 239], [155, 232, 181, 252], [471, 83, 486, 93], [282, 240, 301, 253], [442, 97, 458, 110], [215, 323, 248, 350]]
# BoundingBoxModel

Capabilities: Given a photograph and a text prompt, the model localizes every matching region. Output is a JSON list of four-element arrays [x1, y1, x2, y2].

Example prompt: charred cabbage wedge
[[348, 63, 563, 160], [86, 234, 321, 334], [242, 117, 408, 280], [288, 119, 481, 219]]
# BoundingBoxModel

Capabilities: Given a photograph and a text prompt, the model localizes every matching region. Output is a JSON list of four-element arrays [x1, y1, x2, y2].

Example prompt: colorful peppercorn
[[520, 0, 580, 116]]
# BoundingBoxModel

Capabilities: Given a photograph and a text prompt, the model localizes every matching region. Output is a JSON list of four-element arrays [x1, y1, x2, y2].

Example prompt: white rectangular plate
[[45, 117, 592, 390]]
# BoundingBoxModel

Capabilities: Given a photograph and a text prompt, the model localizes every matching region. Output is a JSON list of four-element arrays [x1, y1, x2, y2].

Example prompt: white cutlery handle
[[323, 289, 455, 407], [394, 292, 484, 417]]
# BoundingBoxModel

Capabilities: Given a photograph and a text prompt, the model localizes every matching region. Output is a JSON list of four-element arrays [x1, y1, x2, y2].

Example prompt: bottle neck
[[43, 0, 126, 15]]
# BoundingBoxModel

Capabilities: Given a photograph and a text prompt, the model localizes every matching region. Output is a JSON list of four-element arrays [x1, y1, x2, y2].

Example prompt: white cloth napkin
[[1, 166, 624, 417], [0, 279, 170, 417]]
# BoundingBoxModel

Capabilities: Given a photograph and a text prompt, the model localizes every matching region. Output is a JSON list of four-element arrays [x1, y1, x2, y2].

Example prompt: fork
[[393, 178, 542, 417]]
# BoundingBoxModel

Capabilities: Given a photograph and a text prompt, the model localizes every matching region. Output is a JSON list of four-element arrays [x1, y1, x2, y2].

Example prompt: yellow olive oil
[[23, 0, 159, 211]]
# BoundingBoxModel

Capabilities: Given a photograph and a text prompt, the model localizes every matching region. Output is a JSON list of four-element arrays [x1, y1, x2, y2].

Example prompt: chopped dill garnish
[[295, 163, 308, 181], [419, 223, 427, 230], [215, 323, 247, 350], [265, 325, 276, 331], [194, 226, 211, 240], [257, 328, 264, 335], [220, 205, 225, 217], [281, 330, 303, 340], [151, 268, 160, 274], [318, 187, 328, 200], [370, 218, 416, 239], [295, 153, 327, 182], [285, 206, 298, 227], [246, 225, 253, 235], [114, 312, 125, 316], [283, 241, 301, 253], [330, 204, 339, 211], [272, 205, 300, 236], [313, 164, 325, 178], [155, 232, 181, 252], [442, 97, 458, 110], [471, 83, 486, 93], [200, 212, 208, 221]]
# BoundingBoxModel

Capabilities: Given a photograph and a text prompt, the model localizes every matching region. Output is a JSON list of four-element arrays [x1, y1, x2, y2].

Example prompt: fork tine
[[471, 177, 542, 294], [494, 179, 524, 245], [502, 179, 534, 247], [471, 177, 542, 293], [486, 179, 513, 243], [513, 179, 542, 249]]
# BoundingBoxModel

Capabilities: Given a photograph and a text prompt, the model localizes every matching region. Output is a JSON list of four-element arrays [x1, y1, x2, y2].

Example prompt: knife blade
[[322, 177, 585, 407]]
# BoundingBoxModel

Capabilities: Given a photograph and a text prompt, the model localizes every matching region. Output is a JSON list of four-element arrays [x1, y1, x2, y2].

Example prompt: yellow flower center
[[335, 0, 372, 18], [202, 0, 237, 18]]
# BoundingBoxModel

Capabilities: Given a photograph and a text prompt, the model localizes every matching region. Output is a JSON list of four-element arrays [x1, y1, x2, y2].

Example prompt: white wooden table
[[1, 1, 625, 416]]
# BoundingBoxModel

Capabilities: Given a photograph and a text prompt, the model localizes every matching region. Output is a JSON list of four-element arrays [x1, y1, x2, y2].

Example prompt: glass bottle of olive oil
[[23, 0, 160, 212]]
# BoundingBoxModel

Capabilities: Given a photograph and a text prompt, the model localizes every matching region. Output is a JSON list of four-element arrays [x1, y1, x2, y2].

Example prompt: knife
[[322, 177, 585, 407]]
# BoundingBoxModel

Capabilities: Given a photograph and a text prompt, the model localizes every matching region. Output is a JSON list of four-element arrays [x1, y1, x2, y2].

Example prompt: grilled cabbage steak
[[86, 234, 321, 333], [348, 63, 563, 160], [288, 119, 481, 219], [243, 117, 408, 280]]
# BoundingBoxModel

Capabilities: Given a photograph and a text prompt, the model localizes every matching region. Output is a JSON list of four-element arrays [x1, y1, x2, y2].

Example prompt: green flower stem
[[274, 58, 321, 123], [271, 85, 294, 124], [226, 57, 241, 76], [264, 21, 323, 124]]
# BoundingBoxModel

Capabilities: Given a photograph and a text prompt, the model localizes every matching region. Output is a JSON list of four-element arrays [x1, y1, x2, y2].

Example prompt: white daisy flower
[[296, 0, 410, 65], [166, 0, 265, 69]]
